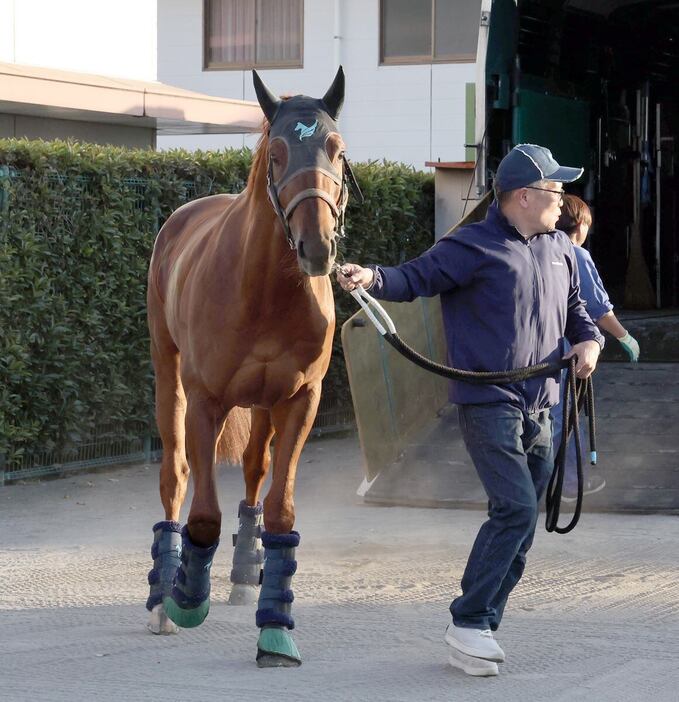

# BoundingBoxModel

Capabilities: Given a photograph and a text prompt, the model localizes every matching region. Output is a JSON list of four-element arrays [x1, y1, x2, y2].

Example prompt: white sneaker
[[444, 624, 505, 662], [448, 648, 499, 677]]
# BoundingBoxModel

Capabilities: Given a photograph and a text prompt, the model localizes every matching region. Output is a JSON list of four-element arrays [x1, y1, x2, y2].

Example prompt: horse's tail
[[216, 407, 252, 465]]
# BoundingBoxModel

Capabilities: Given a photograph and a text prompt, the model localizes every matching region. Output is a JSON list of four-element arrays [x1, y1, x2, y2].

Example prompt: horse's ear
[[252, 70, 281, 124], [321, 66, 345, 120]]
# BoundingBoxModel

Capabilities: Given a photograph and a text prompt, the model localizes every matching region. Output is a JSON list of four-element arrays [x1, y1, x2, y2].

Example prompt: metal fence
[[0, 399, 354, 484], [0, 169, 354, 485]]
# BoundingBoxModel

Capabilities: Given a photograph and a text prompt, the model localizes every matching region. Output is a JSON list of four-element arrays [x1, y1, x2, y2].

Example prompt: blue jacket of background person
[[367, 201, 604, 411], [572, 245, 614, 323]]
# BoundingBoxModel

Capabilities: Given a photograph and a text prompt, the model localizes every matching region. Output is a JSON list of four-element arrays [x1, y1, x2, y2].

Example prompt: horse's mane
[[247, 96, 292, 194], [247, 125, 270, 193]]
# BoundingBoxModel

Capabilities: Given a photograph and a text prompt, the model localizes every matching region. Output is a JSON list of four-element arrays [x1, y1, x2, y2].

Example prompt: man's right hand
[[336, 263, 374, 292]]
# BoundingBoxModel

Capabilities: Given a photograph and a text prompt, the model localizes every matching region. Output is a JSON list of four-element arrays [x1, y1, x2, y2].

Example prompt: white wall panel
[[10, 0, 157, 80], [0, 0, 15, 63], [157, 0, 475, 169]]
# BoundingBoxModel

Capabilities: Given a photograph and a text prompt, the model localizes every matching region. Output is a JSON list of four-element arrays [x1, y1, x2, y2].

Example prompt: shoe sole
[[444, 631, 505, 662], [448, 649, 499, 676], [561, 479, 606, 503]]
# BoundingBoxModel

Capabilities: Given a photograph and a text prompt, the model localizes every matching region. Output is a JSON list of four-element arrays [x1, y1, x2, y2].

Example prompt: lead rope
[[545, 363, 596, 533], [345, 284, 596, 532]]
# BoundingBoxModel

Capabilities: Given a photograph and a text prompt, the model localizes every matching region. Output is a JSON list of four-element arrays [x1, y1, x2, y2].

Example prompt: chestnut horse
[[145, 68, 359, 667]]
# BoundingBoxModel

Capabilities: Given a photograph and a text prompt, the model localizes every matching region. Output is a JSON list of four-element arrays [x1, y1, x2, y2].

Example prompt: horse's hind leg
[[256, 384, 321, 668], [228, 408, 274, 606], [146, 338, 189, 635]]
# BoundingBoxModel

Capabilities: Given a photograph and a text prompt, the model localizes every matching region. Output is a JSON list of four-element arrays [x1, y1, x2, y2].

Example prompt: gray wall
[[0, 114, 155, 149]]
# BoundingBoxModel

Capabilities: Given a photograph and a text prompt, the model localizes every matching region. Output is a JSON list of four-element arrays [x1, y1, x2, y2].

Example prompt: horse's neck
[[236, 191, 312, 303]]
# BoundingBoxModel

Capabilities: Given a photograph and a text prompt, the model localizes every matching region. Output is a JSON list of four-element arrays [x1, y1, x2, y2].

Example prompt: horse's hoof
[[147, 603, 179, 635], [162, 595, 210, 629], [256, 626, 302, 668], [228, 584, 259, 606]]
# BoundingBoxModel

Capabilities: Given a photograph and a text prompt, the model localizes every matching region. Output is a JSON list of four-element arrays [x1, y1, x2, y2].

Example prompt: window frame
[[203, 0, 304, 71], [378, 0, 477, 66]]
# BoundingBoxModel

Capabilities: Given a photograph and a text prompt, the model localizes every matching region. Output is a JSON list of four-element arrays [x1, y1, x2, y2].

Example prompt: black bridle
[[265, 142, 364, 250]]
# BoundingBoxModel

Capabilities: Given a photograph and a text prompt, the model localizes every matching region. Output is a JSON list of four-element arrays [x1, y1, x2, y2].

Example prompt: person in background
[[552, 194, 640, 501]]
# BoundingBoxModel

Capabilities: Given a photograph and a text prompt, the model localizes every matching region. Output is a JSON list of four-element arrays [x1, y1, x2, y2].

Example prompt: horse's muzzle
[[297, 236, 336, 276]]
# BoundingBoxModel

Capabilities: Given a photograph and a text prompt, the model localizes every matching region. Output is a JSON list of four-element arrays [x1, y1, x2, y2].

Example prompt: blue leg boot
[[163, 525, 219, 629], [228, 500, 264, 606], [146, 520, 182, 635], [255, 531, 302, 667]]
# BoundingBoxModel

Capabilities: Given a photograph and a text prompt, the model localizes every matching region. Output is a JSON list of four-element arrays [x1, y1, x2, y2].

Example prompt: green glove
[[617, 331, 640, 362]]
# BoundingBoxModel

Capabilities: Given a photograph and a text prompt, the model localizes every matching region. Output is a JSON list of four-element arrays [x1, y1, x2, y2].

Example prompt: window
[[204, 0, 303, 70], [380, 0, 481, 65]]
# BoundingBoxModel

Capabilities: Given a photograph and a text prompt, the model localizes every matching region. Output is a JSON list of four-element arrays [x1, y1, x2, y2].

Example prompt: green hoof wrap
[[256, 626, 302, 667], [162, 595, 210, 629]]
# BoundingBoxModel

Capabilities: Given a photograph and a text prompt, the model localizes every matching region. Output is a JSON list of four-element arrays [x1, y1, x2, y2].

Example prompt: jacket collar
[[487, 200, 556, 240]]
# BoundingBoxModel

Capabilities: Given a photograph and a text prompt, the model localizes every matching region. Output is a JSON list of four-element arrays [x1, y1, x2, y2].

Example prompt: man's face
[[522, 182, 565, 231]]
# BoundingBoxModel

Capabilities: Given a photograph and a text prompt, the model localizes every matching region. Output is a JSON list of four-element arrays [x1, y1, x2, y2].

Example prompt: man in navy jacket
[[337, 144, 604, 676]]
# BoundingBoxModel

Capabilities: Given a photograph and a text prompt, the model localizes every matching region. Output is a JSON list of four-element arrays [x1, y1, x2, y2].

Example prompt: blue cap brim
[[545, 165, 584, 183]]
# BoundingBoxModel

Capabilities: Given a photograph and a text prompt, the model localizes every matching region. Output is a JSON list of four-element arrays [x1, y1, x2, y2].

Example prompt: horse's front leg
[[163, 391, 224, 629], [228, 408, 274, 606], [146, 338, 188, 635], [255, 384, 321, 668]]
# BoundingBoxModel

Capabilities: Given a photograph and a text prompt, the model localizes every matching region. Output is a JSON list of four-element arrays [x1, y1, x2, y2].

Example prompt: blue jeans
[[450, 403, 554, 631]]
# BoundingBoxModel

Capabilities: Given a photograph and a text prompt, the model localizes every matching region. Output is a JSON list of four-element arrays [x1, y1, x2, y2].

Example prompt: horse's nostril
[[298, 241, 306, 259]]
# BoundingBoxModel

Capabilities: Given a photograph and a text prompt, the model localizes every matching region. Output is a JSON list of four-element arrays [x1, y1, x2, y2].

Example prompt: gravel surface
[[2, 434, 678, 701]]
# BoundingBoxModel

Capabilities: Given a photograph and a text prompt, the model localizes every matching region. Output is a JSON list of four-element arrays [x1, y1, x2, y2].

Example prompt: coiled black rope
[[545, 359, 596, 533]]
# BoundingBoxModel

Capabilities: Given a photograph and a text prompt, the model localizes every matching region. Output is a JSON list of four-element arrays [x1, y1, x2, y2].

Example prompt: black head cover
[[253, 67, 346, 188], [252, 66, 344, 124]]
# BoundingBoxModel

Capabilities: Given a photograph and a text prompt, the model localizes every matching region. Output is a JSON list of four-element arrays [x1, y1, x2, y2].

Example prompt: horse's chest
[[223, 330, 330, 408]]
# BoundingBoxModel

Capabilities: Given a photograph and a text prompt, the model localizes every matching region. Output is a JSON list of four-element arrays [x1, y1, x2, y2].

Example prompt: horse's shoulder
[[171, 192, 238, 221], [156, 194, 237, 243]]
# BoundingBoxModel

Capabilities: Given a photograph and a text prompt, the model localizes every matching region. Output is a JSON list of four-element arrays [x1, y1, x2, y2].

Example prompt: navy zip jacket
[[368, 202, 604, 411]]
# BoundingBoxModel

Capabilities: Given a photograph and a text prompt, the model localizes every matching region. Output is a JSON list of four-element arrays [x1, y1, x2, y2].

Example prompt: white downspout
[[475, 0, 493, 196], [333, 0, 341, 68]]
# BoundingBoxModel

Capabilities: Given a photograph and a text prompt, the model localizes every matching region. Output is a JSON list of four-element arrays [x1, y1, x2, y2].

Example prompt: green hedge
[[0, 138, 433, 461]]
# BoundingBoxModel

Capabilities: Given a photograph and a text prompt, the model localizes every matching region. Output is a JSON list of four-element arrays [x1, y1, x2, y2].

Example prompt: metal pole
[[655, 102, 662, 308]]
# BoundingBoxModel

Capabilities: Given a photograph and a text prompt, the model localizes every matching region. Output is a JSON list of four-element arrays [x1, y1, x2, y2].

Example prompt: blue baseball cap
[[495, 144, 584, 191]]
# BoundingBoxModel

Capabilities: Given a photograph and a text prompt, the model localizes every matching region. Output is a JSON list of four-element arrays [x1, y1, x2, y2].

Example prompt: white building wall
[[0, 0, 157, 81], [156, 0, 476, 169]]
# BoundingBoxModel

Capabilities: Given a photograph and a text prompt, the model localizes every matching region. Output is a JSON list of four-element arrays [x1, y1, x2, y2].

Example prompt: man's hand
[[563, 340, 601, 379], [336, 263, 374, 292]]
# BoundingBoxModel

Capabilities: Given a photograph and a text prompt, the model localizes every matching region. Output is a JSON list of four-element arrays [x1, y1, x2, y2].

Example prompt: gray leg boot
[[228, 500, 264, 606]]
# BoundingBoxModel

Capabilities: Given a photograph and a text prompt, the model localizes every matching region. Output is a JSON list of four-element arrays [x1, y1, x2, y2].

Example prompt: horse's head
[[254, 67, 360, 277]]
